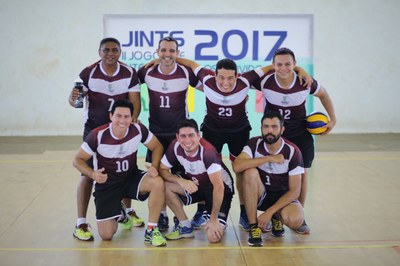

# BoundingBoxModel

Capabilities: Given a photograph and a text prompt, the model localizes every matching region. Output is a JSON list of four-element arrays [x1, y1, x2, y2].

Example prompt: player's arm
[[159, 162, 198, 193], [233, 152, 284, 173], [294, 66, 313, 87], [175, 58, 200, 72], [144, 136, 163, 171], [72, 148, 107, 183], [208, 170, 224, 222], [269, 173, 301, 214], [259, 64, 274, 74], [159, 162, 177, 182], [128, 91, 141, 123], [314, 85, 337, 135]]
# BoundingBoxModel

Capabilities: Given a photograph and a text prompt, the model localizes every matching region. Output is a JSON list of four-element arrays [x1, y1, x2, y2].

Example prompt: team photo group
[[68, 36, 336, 247]]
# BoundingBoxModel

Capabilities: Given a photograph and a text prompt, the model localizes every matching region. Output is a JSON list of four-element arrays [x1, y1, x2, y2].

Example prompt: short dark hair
[[216, 58, 237, 75], [99, 37, 121, 50], [111, 99, 133, 116], [273, 47, 296, 62], [177, 119, 199, 133], [158, 36, 179, 50], [261, 111, 284, 127]]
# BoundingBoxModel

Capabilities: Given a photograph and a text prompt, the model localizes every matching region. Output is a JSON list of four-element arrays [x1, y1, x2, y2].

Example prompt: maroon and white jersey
[[82, 122, 153, 189], [161, 138, 234, 193], [195, 67, 264, 133], [254, 71, 320, 138], [138, 64, 200, 135], [79, 60, 140, 130], [242, 136, 304, 192]]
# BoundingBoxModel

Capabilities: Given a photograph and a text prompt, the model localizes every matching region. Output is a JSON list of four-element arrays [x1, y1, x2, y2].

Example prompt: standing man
[[72, 99, 167, 247], [174, 57, 312, 231], [69, 37, 143, 241], [254, 47, 337, 234], [233, 111, 305, 247], [159, 119, 234, 243], [138, 36, 202, 230]]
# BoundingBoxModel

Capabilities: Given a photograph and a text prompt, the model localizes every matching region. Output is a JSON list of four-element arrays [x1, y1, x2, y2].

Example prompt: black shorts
[[83, 125, 94, 169], [93, 170, 149, 220], [257, 190, 300, 211], [285, 131, 314, 168], [177, 175, 233, 225], [201, 125, 250, 161]]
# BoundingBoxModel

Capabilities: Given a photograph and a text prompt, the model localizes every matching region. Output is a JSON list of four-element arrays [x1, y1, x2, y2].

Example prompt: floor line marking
[[1, 243, 399, 252]]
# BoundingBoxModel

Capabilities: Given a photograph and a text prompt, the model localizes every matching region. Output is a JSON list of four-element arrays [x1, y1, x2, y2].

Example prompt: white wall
[[1, 0, 399, 135]]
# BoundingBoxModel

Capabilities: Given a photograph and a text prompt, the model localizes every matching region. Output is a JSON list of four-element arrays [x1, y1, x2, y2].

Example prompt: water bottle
[[74, 78, 84, 108]]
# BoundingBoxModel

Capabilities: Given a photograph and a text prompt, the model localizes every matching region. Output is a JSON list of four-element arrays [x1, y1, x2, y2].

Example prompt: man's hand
[[92, 167, 108, 183], [205, 219, 224, 243], [257, 210, 274, 230], [297, 69, 313, 88], [268, 154, 285, 164], [146, 164, 159, 178], [177, 178, 198, 194]]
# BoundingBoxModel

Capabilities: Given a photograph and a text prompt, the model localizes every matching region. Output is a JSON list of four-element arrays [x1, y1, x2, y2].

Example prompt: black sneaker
[[117, 203, 129, 224], [271, 214, 285, 237], [158, 213, 169, 231], [248, 226, 263, 246]]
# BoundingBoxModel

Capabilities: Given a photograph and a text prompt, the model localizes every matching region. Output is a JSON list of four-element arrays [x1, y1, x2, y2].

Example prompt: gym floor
[[0, 134, 399, 266]]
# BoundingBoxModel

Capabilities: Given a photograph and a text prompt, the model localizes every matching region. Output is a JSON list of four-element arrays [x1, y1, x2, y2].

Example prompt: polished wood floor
[[0, 134, 400, 266]]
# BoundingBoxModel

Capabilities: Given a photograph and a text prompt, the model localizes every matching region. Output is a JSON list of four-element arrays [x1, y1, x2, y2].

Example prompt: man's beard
[[262, 133, 281, 144]]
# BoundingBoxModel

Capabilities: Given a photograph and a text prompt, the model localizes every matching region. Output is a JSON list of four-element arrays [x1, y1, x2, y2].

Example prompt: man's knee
[[242, 168, 259, 184]]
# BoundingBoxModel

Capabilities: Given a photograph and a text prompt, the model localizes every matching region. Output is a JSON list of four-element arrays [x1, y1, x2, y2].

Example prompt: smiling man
[[72, 99, 167, 247], [68, 38, 143, 241], [159, 119, 234, 243], [233, 111, 305, 247], [138, 37, 202, 231]]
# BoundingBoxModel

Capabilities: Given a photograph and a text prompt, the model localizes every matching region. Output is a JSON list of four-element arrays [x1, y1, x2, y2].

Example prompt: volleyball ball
[[306, 112, 329, 135]]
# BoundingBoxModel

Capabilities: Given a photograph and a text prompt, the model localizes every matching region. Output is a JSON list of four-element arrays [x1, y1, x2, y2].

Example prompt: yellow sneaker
[[73, 223, 94, 241]]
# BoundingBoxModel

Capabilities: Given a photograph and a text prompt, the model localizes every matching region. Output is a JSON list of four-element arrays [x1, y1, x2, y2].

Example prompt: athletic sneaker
[[271, 215, 285, 237], [144, 227, 167, 247], [158, 213, 169, 231], [239, 214, 250, 231], [165, 217, 194, 240], [248, 226, 263, 246], [296, 220, 311, 234], [120, 210, 145, 230], [73, 223, 94, 241], [191, 211, 206, 229]]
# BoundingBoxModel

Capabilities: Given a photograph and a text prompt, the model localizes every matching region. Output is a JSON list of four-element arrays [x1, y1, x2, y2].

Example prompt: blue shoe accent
[[191, 211, 206, 229], [239, 214, 250, 231], [158, 213, 169, 232]]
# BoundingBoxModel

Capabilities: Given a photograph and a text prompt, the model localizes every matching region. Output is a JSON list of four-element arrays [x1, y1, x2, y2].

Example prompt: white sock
[[76, 218, 87, 226], [125, 208, 133, 213], [161, 211, 168, 216], [181, 219, 191, 228], [147, 222, 158, 231]]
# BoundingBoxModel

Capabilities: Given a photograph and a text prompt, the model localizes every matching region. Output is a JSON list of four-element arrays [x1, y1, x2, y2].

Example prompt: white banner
[[104, 14, 313, 70], [104, 14, 314, 155]]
